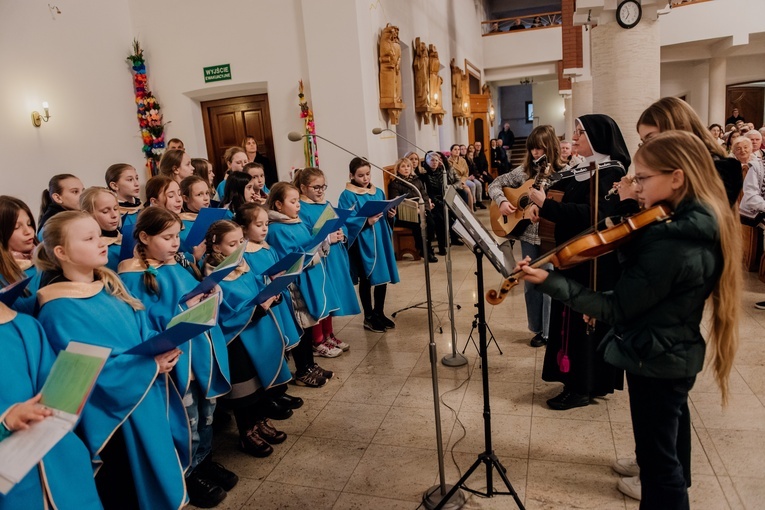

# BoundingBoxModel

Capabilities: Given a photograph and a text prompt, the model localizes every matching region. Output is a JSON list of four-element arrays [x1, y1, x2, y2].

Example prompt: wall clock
[[617, 0, 642, 29]]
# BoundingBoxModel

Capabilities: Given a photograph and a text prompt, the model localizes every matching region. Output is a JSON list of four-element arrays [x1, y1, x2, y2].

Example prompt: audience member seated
[[726, 107, 745, 125]]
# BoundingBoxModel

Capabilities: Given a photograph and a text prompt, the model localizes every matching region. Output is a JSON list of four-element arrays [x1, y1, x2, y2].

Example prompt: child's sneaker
[[364, 315, 386, 333], [376, 312, 396, 330], [311, 363, 334, 380], [326, 334, 350, 351], [294, 369, 327, 388], [313, 341, 342, 358]]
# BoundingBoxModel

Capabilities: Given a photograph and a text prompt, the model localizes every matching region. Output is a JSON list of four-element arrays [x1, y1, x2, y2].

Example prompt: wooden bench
[[382, 165, 421, 261]]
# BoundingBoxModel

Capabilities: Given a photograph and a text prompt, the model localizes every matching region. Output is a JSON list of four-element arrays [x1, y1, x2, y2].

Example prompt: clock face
[[617, 0, 642, 29]]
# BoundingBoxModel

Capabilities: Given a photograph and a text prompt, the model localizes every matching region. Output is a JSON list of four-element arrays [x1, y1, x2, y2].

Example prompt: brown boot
[[254, 418, 287, 445], [239, 427, 274, 457]]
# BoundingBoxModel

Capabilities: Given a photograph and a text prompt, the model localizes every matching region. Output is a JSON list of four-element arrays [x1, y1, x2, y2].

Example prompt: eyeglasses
[[309, 184, 328, 192], [574, 129, 586, 137], [632, 174, 663, 186]]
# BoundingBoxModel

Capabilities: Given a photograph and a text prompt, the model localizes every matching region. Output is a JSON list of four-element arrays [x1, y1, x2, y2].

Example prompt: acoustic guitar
[[489, 158, 556, 238]]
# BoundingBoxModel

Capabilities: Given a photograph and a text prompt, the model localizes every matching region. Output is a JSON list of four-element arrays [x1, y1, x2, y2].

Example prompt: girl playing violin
[[517, 131, 741, 510]]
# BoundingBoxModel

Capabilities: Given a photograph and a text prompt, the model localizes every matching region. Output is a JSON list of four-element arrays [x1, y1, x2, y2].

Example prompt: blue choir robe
[[298, 198, 361, 316], [338, 183, 400, 286], [119, 199, 142, 231], [10, 259, 42, 316], [36, 281, 191, 510], [178, 211, 200, 261], [102, 232, 122, 272], [215, 180, 226, 202], [118, 258, 231, 399], [213, 261, 292, 388], [243, 243, 301, 349], [265, 212, 340, 322], [0, 304, 102, 510]]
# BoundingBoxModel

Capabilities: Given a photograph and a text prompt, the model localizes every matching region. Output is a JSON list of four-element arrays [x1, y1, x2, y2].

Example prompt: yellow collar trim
[[15, 259, 33, 272], [300, 195, 327, 205], [345, 182, 377, 195], [119, 204, 143, 215], [101, 232, 122, 247], [118, 257, 176, 274], [179, 212, 198, 221], [245, 243, 269, 253], [0, 303, 17, 325], [37, 281, 104, 307]]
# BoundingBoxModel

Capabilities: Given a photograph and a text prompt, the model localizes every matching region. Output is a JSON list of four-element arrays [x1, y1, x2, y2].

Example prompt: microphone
[[286, 132, 424, 202], [371, 127, 429, 155]]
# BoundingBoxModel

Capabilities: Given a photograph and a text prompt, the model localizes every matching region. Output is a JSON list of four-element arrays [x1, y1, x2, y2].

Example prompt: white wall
[[0, 0, 140, 216], [532, 80, 566, 136]]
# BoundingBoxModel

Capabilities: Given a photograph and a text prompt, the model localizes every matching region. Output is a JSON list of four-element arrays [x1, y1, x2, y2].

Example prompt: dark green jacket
[[538, 199, 722, 378]]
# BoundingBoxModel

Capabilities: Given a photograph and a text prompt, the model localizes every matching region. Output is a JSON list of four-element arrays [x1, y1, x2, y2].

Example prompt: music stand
[[431, 187, 525, 510]]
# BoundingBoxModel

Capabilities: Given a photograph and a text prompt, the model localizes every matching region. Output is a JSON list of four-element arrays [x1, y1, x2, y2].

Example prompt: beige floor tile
[[447, 411, 531, 459], [372, 405, 456, 450], [303, 400, 389, 443], [687, 474, 731, 509], [243, 481, 340, 509], [351, 348, 420, 377], [733, 342, 765, 367], [736, 364, 765, 395], [605, 391, 632, 423], [731, 476, 765, 510], [529, 416, 615, 466], [411, 349, 474, 380], [691, 392, 765, 431], [610, 421, 635, 463], [214, 433, 300, 483], [706, 428, 765, 478], [524, 459, 626, 509], [331, 492, 416, 509], [460, 379, 534, 416], [692, 366, 753, 395], [344, 444, 441, 502], [716, 476, 745, 510], [531, 387, 611, 422], [277, 398, 326, 436], [330, 373, 408, 406], [266, 436, 367, 491], [694, 426, 730, 477], [392, 375, 468, 410], [479, 356, 537, 382]]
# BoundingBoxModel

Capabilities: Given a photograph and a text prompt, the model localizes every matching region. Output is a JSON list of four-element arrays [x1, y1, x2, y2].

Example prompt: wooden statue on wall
[[379, 23, 405, 125], [429, 44, 445, 125], [462, 69, 472, 123], [413, 37, 431, 124], [450, 58, 465, 124], [482, 83, 495, 126]]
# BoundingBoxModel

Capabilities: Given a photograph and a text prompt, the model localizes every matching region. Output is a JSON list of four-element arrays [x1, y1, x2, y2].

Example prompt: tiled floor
[[206, 210, 765, 509]]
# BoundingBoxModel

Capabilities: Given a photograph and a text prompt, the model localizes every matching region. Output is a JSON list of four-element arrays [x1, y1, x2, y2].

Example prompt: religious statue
[[413, 37, 431, 124], [379, 23, 405, 125], [462, 69, 472, 123], [451, 58, 465, 122], [428, 44, 445, 125]]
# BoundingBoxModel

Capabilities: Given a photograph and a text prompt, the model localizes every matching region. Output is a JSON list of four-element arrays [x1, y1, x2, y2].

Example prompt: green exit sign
[[204, 64, 232, 83]]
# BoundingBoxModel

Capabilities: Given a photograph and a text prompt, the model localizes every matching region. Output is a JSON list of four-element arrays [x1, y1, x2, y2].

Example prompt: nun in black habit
[[527, 114, 630, 410]]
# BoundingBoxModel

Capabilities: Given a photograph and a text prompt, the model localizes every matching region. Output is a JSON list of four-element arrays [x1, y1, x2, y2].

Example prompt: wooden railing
[[671, 0, 713, 6], [481, 11, 562, 36]]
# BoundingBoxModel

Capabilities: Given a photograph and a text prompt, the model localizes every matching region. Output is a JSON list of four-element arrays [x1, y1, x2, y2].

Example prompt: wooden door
[[726, 86, 764, 128], [469, 94, 490, 165], [201, 94, 277, 185]]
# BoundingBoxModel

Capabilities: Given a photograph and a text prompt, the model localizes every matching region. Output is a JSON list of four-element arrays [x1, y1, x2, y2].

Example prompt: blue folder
[[0, 277, 32, 307], [352, 195, 407, 218], [183, 207, 230, 249]]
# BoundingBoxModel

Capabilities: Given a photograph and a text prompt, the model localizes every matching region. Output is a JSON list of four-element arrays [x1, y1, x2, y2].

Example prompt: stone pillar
[[590, 19, 661, 163], [572, 79, 593, 122], [563, 95, 574, 140], [708, 57, 727, 126]]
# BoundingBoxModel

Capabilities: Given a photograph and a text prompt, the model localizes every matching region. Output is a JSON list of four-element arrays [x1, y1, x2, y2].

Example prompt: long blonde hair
[[35, 211, 144, 311], [636, 131, 741, 404]]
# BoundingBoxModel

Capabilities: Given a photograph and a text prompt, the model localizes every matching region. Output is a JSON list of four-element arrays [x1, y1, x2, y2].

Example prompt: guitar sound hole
[[518, 197, 530, 209]]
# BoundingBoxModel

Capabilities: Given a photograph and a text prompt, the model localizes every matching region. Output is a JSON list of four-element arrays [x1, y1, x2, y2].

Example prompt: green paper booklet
[[0, 342, 110, 494]]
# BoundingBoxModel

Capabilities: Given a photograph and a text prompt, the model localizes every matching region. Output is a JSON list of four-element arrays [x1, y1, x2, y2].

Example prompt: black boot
[[186, 469, 226, 508]]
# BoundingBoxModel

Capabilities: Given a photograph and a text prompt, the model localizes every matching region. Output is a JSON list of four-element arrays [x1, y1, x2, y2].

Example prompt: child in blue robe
[[0, 302, 102, 510], [34, 211, 190, 510], [179, 175, 213, 260], [294, 167, 360, 356], [265, 183, 338, 388], [105, 164, 142, 231], [203, 220, 291, 458], [118, 207, 236, 508], [338, 157, 400, 333], [0, 196, 43, 315], [79, 187, 123, 272]]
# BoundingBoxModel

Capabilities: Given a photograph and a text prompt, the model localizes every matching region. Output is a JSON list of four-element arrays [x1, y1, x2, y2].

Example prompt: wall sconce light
[[489, 105, 496, 124], [32, 102, 51, 127]]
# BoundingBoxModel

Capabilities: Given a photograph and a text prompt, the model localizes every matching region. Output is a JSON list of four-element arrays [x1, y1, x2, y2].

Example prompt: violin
[[486, 204, 673, 305]]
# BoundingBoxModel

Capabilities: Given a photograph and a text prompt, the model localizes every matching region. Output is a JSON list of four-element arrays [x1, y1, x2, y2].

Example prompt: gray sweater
[[487, 165, 540, 245]]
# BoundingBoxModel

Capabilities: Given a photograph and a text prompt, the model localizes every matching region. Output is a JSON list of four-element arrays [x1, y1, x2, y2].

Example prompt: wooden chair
[[382, 165, 421, 261]]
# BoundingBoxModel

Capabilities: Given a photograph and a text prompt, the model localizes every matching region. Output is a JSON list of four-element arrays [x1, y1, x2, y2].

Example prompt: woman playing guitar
[[517, 131, 741, 509], [525, 114, 631, 411], [488, 125, 566, 348]]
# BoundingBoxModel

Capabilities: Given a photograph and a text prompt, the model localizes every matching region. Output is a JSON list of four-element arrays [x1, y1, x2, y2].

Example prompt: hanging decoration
[[298, 80, 319, 168], [127, 39, 165, 177]]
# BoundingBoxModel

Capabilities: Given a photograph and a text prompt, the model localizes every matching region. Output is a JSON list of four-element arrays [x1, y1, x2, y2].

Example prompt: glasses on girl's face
[[574, 129, 586, 137], [309, 184, 328, 192], [632, 174, 663, 186]]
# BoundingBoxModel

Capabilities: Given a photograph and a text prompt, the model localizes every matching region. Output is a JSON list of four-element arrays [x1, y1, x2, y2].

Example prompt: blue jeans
[[520, 241, 551, 338], [184, 381, 217, 472]]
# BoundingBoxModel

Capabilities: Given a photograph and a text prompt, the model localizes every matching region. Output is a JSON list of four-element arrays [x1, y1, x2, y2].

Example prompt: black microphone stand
[[288, 132, 464, 509], [373, 128, 466, 369]]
